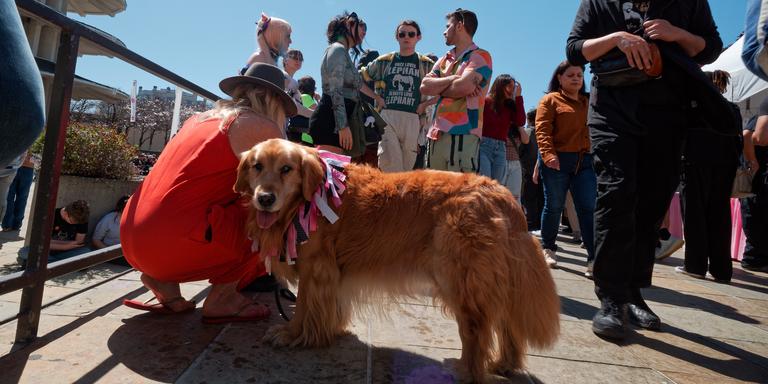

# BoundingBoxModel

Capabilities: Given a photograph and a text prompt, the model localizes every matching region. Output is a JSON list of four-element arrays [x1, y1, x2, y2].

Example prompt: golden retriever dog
[[234, 139, 560, 382]]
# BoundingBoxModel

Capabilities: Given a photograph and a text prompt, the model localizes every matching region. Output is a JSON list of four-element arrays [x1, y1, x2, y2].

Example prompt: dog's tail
[[502, 228, 560, 351], [492, 192, 560, 366]]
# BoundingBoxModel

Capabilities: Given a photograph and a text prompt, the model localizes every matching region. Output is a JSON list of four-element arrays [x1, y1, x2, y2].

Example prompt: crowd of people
[[1, 1, 767, 343]]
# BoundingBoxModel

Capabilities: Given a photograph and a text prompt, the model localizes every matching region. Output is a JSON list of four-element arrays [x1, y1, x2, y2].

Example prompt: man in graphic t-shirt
[[360, 20, 435, 172]]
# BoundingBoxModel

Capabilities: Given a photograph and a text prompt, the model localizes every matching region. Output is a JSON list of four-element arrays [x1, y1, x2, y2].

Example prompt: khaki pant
[[378, 109, 421, 172], [427, 133, 480, 173]]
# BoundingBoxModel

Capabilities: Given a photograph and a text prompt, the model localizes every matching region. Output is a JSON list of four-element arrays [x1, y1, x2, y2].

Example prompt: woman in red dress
[[120, 63, 296, 322]]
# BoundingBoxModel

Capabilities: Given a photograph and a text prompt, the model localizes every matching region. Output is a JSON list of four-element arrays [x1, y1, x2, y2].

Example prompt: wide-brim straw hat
[[219, 63, 298, 117]]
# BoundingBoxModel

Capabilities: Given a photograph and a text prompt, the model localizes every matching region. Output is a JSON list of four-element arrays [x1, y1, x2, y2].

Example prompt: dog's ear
[[234, 150, 254, 196], [301, 148, 324, 201]]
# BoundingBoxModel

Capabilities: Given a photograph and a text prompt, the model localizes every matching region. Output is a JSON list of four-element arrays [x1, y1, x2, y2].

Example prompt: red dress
[[120, 114, 265, 288]]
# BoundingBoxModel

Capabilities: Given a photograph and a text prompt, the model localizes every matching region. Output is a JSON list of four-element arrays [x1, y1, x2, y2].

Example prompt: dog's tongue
[[256, 210, 279, 229]]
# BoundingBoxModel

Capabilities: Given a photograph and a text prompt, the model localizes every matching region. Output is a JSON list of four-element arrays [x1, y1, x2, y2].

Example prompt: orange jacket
[[535, 91, 590, 164]]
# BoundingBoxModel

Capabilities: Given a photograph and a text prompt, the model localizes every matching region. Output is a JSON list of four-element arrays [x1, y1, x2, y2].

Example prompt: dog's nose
[[257, 192, 276, 208]]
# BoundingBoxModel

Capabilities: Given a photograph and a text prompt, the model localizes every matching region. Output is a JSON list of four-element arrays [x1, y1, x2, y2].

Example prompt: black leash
[[274, 285, 297, 321]]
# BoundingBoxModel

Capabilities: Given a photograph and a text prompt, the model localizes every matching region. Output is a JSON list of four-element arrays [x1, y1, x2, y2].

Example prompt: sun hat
[[219, 63, 297, 116]]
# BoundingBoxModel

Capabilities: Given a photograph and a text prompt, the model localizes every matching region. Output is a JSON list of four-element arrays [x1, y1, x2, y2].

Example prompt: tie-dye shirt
[[426, 43, 492, 138]]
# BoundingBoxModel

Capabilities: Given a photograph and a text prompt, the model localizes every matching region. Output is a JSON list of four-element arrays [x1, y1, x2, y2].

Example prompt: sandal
[[123, 296, 196, 314]]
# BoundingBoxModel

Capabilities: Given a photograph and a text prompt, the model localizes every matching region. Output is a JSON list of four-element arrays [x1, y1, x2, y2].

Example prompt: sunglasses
[[398, 31, 417, 38]]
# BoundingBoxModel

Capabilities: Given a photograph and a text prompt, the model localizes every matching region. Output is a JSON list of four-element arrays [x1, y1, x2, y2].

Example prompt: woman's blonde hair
[[202, 84, 287, 134]]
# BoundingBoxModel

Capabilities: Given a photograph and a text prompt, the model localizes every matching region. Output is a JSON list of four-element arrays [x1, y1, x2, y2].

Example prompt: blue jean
[[0, 0, 46, 166], [540, 152, 597, 260], [478, 137, 507, 182], [3, 166, 33, 229]]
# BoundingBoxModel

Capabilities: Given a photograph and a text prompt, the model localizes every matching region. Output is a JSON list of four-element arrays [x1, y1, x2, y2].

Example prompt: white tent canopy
[[703, 36, 768, 121]]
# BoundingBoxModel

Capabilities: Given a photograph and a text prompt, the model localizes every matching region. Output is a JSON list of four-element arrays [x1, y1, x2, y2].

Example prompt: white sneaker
[[544, 249, 557, 268], [585, 260, 594, 279], [530, 230, 542, 237], [655, 236, 684, 260]]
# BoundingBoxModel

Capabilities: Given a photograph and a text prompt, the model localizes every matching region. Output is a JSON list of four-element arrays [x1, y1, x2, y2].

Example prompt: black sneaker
[[592, 297, 627, 340], [628, 289, 661, 330]]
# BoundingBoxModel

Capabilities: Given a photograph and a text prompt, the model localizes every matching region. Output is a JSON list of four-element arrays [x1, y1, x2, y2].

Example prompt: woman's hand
[[545, 157, 560, 171], [514, 81, 522, 98], [338, 127, 353, 151], [615, 31, 653, 70]]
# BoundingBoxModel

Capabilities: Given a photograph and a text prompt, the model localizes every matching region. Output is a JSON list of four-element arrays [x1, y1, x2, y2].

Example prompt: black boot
[[627, 288, 661, 330], [592, 297, 627, 340]]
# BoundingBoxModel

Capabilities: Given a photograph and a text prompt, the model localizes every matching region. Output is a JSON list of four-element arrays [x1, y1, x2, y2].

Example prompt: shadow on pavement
[[0, 286, 148, 384]]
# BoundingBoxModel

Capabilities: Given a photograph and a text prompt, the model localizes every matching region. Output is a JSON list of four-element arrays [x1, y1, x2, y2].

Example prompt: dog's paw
[[262, 324, 295, 347], [490, 364, 520, 379]]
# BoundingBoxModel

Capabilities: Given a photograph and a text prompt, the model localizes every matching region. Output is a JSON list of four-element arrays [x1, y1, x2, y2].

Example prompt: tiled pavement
[[0, 226, 767, 383]]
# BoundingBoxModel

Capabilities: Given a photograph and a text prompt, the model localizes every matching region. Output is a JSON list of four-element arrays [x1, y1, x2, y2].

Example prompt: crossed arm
[[420, 71, 484, 99]]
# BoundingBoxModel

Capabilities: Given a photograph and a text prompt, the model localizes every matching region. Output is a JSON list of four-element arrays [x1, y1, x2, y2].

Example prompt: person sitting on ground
[[92, 195, 129, 250], [17, 200, 90, 267], [93, 195, 131, 266], [120, 63, 297, 322]]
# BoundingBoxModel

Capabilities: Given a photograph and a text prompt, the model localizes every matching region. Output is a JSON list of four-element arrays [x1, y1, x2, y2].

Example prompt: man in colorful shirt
[[420, 8, 492, 173], [360, 20, 435, 172]]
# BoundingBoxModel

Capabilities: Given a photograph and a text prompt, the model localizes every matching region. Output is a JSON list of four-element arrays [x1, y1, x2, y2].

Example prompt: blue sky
[[70, 1, 746, 111]]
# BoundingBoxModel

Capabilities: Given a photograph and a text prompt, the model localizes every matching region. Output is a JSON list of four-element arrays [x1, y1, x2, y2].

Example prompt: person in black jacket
[[566, 0, 724, 340]]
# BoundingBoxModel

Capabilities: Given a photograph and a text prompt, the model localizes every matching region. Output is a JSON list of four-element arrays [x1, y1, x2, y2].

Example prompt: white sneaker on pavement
[[585, 260, 594, 279], [544, 249, 557, 268]]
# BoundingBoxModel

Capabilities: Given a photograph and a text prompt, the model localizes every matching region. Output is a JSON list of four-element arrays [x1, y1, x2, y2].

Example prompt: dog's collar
[[257, 151, 350, 273]]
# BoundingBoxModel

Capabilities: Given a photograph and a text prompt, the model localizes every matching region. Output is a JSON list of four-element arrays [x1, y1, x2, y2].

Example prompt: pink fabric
[[730, 198, 746, 261], [668, 193, 684, 239]]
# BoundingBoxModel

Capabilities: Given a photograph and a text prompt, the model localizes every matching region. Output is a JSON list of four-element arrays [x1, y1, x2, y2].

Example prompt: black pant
[[591, 119, 685, 303], [741, 170, 768, 267], [681, 163, 737, 280], [521, 171, 544, 230]]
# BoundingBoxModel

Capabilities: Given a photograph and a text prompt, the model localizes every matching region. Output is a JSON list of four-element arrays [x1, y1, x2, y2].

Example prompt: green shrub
[[31, 123, 139, 180]]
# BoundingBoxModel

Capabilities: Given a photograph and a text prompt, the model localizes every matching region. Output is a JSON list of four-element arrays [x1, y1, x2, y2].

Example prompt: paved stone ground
[[0, 217, 767, 383]]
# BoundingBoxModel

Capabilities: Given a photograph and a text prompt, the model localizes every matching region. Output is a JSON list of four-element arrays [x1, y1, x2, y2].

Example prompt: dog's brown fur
[[235, 139, 560, 382]]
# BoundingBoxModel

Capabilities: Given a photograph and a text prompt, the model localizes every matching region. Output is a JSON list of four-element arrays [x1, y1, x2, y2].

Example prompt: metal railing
[[0, 0, 221, 344]]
